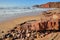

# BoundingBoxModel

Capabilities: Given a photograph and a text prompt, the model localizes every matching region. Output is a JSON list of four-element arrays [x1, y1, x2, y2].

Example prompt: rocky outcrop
[[33, 2, 60, 8], [0, 9, 60, 40]]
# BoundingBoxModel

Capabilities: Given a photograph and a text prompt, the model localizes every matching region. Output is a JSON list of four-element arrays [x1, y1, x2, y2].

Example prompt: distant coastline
[[33, 2, 60, 8]]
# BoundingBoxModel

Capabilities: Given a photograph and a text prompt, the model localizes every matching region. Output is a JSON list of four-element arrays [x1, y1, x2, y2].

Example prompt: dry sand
[[0, 15, 42, 36]]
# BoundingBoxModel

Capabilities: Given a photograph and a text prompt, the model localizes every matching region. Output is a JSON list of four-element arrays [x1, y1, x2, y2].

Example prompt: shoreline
[[0, 8, 59, 37], [0, 15, 41, 35], [0, 8, 56, 22]]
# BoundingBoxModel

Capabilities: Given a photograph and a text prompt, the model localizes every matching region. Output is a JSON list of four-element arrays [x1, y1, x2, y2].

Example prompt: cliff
[[33, 2, 60, 8]]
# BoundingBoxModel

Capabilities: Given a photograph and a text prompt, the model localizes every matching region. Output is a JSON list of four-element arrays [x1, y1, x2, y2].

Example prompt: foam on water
[[0, 8, 55, 22]]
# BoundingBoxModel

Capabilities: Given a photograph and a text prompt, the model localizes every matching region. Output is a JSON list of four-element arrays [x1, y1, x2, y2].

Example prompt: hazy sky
[[0, 0, 60, 7]]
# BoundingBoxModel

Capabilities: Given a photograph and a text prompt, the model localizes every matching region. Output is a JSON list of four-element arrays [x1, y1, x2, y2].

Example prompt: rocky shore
[[0, 9, 60, 40]]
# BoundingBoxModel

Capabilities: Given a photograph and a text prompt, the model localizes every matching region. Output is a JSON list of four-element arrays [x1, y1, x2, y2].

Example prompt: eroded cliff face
[[33, 2, 60, 8], [20, 10, 60, 31]]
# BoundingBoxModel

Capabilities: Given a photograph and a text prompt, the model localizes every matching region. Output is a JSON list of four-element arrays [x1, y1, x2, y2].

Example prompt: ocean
[[0, 8, 55, 22]]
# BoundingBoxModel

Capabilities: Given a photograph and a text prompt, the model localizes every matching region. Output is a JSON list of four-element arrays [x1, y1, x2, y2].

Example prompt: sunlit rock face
[[53, 15, 58, 19], [33, 2, 60, 8], [19, 12, 60, 31]]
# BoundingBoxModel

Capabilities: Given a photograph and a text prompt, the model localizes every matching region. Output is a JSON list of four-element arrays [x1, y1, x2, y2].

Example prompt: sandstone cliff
[[33, 2, 60, 8]]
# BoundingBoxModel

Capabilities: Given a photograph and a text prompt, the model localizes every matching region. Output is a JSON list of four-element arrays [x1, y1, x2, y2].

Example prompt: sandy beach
[[0, 15, 42, 36], [0, 8, 60, 40], [0, 0, 60, 40], [0, 8, 55, 33]]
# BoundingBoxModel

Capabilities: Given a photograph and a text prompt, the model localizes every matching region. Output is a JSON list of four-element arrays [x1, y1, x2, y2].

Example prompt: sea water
[[0, 7, 55, 22]]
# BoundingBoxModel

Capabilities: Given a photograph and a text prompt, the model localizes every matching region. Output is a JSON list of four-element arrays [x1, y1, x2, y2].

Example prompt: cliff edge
[[33, 2, 60, 8]]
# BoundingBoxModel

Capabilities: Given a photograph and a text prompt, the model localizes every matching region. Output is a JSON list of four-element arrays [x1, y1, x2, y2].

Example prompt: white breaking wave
[[0, 8, 55, 22]]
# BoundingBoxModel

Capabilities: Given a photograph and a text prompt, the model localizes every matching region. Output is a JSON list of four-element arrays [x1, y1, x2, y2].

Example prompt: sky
[[0, 0, 60, 7]]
